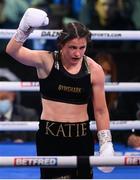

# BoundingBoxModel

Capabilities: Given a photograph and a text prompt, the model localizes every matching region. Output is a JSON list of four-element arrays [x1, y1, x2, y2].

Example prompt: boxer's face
[[61, 37, 87, 66]]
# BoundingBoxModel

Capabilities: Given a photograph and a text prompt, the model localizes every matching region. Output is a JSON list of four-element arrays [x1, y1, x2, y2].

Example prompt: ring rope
[[0, 29, 140, 40], [0, 82, 140, 92], [0, 121, 139, 131], [0, 156, 140, 167]]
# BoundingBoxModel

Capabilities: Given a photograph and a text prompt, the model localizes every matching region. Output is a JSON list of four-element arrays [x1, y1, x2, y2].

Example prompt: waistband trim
[[39, 120, 90, 138]]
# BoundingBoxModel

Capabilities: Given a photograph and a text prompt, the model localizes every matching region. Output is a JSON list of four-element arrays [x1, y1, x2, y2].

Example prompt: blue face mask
[[105, 74, 111, 82], [0, 99, 12, 115]]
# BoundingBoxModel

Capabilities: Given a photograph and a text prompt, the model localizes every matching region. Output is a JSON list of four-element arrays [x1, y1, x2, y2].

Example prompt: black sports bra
[[38, 51, 92, 104]]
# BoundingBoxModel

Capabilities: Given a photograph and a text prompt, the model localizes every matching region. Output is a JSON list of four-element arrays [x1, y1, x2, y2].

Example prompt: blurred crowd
[[0, 0, 140, 146], [1, 0, 140, 51], [1, 0, 140, 53]]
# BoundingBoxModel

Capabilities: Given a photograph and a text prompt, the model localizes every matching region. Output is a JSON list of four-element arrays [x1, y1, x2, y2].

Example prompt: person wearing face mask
[[0, 75, 39, 142], [0, 98, 12, 118]]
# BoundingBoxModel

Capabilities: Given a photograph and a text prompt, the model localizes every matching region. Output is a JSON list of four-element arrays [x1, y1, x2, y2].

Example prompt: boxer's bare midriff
[[40, 98, 89, 122]]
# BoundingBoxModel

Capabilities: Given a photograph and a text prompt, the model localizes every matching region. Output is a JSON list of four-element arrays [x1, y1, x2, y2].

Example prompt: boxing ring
[[1, 29, 140, 179], [1, 142, 140, 179]]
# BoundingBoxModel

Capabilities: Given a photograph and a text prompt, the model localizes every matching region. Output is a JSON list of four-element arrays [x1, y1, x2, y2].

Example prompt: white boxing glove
[[97, 129, 115, 173], [14, 8, 49, 43]]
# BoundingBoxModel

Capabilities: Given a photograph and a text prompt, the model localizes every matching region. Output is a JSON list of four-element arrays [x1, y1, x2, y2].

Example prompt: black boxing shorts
[[36, 120, 94, 179]]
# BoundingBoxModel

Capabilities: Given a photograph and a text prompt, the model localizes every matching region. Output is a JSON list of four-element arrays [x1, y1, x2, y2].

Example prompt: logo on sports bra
[[58, 84, 82, 93]]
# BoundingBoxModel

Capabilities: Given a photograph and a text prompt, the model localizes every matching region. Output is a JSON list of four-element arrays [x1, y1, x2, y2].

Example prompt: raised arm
[[6, 8, 49, 67]]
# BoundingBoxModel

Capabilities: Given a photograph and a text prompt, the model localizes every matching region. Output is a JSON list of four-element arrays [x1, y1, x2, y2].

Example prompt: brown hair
[[57, 22, 91, 49]]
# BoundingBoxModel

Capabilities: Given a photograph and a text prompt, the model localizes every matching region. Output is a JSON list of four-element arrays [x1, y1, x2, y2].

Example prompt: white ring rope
[[0, 82, 140, 92], [0, 29, 140, 40], [1, 30, 139, 170], [0, 121, 139, 131], [0, 156, 139, 167]]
